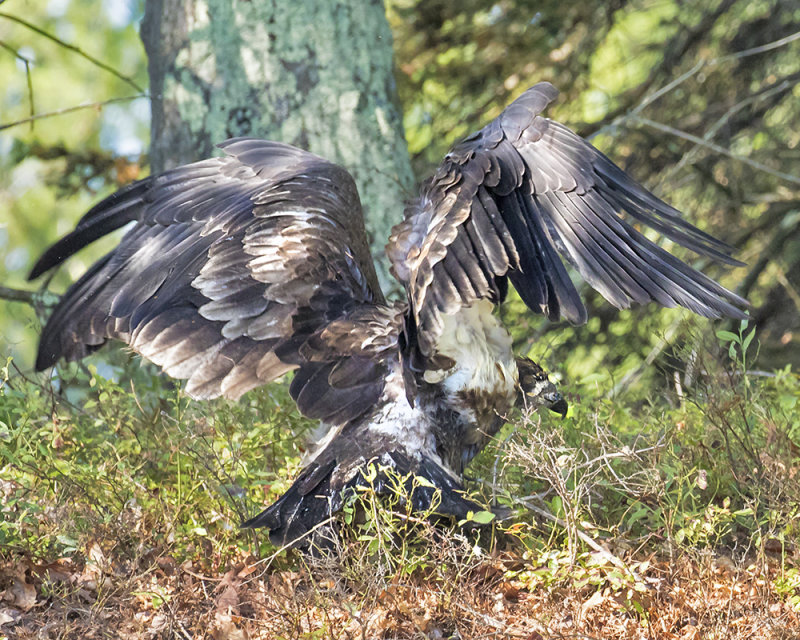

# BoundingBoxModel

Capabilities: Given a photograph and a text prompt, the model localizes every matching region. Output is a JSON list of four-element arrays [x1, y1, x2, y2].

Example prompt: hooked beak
[[544, 391, 568, 417]]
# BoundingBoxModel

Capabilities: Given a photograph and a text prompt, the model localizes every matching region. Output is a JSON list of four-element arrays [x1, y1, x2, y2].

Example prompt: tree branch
[[631, 115, 800, 187], [0, 286, 36, 305], [579, 0, 737, 139], [0, 11, 144, 93], [0, 95, 148, 132], [0, 286, 59, 310], [670, 71, 800, 176], [712, 28, 800, 65], [584, 24, 800, 142], [0, 40, 34, 129]]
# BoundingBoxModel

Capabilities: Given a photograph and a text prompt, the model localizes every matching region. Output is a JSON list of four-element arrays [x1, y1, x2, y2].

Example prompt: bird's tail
[[242, 448, 483, 550]]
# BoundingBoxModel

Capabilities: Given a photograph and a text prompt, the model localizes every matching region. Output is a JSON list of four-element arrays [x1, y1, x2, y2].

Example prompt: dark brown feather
[[387, 82, 747, 357], [30, 139, 397, 426]]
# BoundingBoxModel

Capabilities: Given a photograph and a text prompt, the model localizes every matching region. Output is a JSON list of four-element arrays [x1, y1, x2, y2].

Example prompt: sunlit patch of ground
[[3, 543, 798, 640]]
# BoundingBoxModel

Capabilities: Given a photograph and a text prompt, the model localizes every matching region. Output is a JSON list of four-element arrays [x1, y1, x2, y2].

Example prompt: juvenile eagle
[[30, 83, 746, 546]]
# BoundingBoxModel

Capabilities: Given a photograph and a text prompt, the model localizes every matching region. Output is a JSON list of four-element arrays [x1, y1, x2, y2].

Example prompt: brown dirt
[[2, 545, 798, 639]]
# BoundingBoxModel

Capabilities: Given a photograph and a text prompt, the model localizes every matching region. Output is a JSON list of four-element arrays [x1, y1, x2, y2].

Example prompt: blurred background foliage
[[1, 0, 149, 381], [1, 0, 798, 404]]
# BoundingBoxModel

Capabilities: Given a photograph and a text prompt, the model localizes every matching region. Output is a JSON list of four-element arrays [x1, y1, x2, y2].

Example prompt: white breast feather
[[426, 300, 517, 412], [367, 367, 439, 457]]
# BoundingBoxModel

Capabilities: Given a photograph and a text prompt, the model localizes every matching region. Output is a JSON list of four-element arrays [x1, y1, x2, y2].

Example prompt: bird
[[29, 82, 747, 548]]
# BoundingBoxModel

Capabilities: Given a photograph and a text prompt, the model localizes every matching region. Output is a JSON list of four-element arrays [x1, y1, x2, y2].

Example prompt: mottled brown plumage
[[30, 83, 746, 547]]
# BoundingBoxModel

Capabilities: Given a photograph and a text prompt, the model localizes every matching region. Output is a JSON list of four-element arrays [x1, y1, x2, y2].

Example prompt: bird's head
[[516, 357, 568, 417]]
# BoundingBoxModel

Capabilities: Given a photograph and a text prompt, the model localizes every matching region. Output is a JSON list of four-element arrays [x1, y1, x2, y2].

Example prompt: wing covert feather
[[31, 139, 399, 424]]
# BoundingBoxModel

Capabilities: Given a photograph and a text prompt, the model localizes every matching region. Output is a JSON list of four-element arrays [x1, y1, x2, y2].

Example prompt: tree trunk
[[140, 0, 414, 287]]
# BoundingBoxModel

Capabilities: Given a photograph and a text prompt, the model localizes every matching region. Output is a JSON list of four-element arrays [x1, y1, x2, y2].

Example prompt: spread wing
[[30, 139, 400, 423], [387, 82, 748, 356]]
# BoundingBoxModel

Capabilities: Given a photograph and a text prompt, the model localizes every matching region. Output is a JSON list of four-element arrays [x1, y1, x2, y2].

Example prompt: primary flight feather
[[30, 83, 746, 546]]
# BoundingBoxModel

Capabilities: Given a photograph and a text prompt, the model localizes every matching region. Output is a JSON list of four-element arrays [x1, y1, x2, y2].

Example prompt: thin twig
[[0, 285, 37, 305], [711, 29, 800, 65], [631, 59, 705, 116], [174, 619, 194, 640], [608, 317, 685, 397], [451, 601, 533, 637], [181, 567, 224, 583], [242, 513, 340, 582], [0, 11, 144, 92], [670, 73, 800, 177], [774, 264, 800, 311], [519, 500, 636, 579], [573, 443, 663, 472], [590, 29, 800, 143], [0, 94, 148, 132], [491, 424, 520, 504], [632, 115, 800, 186], [0, 40, 34, 129], [582, 0, 736, 139]]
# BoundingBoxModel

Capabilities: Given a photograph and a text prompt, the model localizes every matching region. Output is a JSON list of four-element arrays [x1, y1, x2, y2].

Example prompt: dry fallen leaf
[[215, 568, 240, 615], [211, 612, 247, 640], [500, 581, 521, 601], [0, 607, 22, 627], [5, 576, 37, 612], [579, 589, 605, 622], [216, 584, 239, 614]]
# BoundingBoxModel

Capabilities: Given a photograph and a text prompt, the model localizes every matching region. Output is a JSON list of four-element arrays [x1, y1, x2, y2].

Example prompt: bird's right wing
[[30, 139, 400, 425]]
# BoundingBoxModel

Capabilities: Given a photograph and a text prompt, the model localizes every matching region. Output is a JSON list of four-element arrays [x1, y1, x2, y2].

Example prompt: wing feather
[[31, 139, 401, 426], [464, 204, 507, 277], [388, 82, 747, 355]]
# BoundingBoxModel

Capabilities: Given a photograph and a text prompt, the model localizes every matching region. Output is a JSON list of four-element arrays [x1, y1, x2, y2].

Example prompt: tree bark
[[140, 0, 414, 287]]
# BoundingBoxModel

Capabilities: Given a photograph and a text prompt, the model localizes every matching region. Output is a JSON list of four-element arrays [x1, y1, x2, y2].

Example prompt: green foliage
[[389, 0, 800, 376], [774, 567, 800, 611], [1, 309, 798, 614], [486, 325, 800, 601], [0, 356, 312, 567], [1, 0, 149, 370], [335, 462, 449, 577], [1, 1, 799, 621], [5, 0, 800, 380], [300, 461, 492, 616]]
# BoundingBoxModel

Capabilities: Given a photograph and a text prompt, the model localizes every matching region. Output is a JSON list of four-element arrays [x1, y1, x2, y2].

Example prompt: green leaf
[[742, 328, 756, 353], [470, 510, 496, 524], [625, 505, 650, 528], [414, 475, 436, 489], [716, 330, 739, 343], [549, 495, 563, 517], [56, 534, 78, 551]]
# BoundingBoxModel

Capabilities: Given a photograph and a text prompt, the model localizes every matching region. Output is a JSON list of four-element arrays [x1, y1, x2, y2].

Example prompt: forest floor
[[3, 534, 799, 639], [2, 343, 799, 639]]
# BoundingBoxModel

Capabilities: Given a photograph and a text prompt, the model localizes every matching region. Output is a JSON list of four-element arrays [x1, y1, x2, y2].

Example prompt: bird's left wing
[[30, 139, 399, 423], [387, 83, 747, 356]]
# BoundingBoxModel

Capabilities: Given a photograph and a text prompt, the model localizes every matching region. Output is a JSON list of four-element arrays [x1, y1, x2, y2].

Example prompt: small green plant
[[0, 356, 312, 567], [673, 497, 754, 548], [488, 321, 800, 606], [774, 567, 800, 611], [335, 461, 451, 577]]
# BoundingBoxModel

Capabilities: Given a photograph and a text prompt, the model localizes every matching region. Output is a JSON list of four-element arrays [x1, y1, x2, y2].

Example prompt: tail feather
[[242, 449, 483, 549]]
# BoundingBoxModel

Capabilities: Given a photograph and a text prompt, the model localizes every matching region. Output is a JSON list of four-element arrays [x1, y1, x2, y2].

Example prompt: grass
[[1, 323, 799, 638]]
